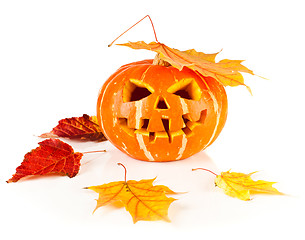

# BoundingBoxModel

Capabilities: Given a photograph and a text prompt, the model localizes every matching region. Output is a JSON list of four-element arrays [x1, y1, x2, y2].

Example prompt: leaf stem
[[192, 168, 218, 176], [108, 15, 159, 47], [117, 163, 127, 182], [82, 150, 106, 154]]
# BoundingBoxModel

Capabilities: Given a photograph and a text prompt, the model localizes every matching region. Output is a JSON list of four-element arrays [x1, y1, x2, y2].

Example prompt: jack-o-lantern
[[97, 59, 228, 161]]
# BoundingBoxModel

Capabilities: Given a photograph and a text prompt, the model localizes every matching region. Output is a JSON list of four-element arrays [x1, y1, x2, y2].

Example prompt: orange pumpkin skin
[[97, 59, 228, 162]]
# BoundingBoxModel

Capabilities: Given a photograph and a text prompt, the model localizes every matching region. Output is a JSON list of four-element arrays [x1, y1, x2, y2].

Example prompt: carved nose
[[155, 96, 169, 110]]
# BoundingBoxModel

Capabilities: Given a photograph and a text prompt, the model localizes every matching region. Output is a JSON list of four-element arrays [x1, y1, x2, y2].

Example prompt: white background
[[1, 0, 304, 239]]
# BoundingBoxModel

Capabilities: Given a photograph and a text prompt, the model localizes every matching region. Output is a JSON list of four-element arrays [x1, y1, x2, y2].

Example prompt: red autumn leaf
[[40, 114, 107, 142], [7, 139, 83, 183]]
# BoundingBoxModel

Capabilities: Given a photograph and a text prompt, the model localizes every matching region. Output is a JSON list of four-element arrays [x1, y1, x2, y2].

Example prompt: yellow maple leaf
[[215, 170, 284, 201], [117, 41, 254, 93], [86, 163, 177, 223], [193, 168, 283, 201]]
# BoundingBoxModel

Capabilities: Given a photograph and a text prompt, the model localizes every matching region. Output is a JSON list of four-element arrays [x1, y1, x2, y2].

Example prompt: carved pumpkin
[[97, 59, 228, 162]]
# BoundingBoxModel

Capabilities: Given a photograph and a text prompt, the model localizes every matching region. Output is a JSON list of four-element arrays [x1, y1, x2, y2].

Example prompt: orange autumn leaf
[[86, 163, 178, 223], [40, 114, 107, 142], [7, 139, 83, 183], [117, 41, 254, 93]]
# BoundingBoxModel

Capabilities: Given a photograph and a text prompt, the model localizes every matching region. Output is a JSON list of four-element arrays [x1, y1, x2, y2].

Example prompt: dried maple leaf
[[40, 114, 107, 142], [193, 168, 283, 201], [215, 170, 284, 201], [86, 163, 178, 223], [117, 41, 254, 93], [7, 139, 83, 183]]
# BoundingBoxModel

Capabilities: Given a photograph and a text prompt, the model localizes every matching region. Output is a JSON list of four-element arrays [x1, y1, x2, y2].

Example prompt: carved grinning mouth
[[117, 109, 207, 143]]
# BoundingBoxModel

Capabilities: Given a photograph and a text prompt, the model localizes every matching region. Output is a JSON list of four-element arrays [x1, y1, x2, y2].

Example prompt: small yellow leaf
[[215, 170, 284, 201], [86, 166, 178, 223]]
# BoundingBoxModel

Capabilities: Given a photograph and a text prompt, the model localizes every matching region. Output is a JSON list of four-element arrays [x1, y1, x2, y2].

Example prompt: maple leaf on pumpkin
[[7, 139, 83, 183], [39, 114, 107, 142], [117, 41, 254, 93], [193, 168, 283, 201], [86, 163, 178, 223]]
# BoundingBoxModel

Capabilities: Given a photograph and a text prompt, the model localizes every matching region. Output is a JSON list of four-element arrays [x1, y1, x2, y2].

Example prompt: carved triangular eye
[[167, 78, 202, 100], [123, 79, 154, 102]]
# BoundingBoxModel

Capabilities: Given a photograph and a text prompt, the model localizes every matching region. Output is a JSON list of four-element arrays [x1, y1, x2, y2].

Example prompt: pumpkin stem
[[153, 53, 171, 67]]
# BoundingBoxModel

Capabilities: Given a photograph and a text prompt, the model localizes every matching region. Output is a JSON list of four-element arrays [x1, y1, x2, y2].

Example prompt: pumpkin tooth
[[197, 109, 207, 124], [134, 129, 149, 136], [118, 117, 136, 136], [182, 113, 193, 122], [161, 118, 172, 143], [141, 118, 149, 129], [187, 121, 201, 130], [135, 130, 169, 143], [161, 119, 170, 132], [182, 125, 194, 137], [154, 132, 169, 139], [147, 114, 166, 132], [149, 132, 156, 142], [136, 130, 187, 144], [168, 130, 185, 142]]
